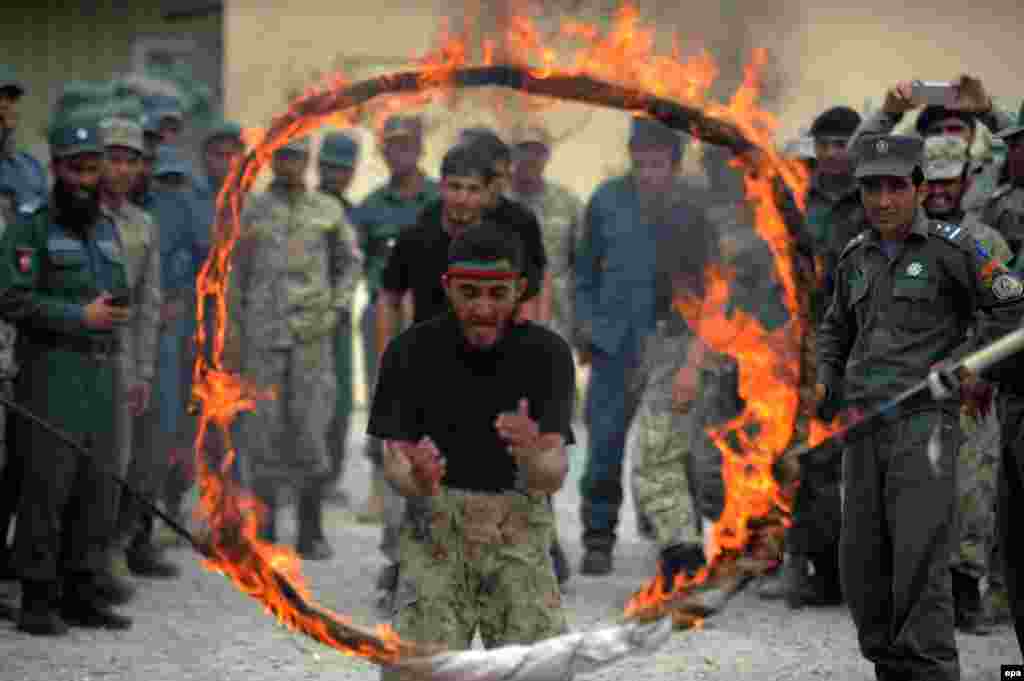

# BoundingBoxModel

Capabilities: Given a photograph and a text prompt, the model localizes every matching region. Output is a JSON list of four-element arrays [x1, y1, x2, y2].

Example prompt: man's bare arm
[[381, 438, 446, 498], [511, 433, 568, 494], [375, 289, 404, 358]]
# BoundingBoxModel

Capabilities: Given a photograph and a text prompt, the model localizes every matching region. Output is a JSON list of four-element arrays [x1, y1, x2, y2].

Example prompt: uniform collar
[[383, 171, 432, 203], [865, 209, 931, 244], [269, 179, 308, 202]]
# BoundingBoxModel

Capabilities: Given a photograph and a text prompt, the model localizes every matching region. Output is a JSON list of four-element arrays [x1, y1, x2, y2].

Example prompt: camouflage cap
[[319, 131, 358, 168], [275, 135, 310, 155], [380, 114, 423, 141], [152, 145, 194, 177], [853, 134, 923, 179], [922, 135, 969, 181], [147, 94, 184, 122], [49, 120, 104, 158], [509, 124, 552, 150], [203, 119, 244, 146], [100, 116, 145, 154], [996, 101, 1024, 142], [0, 65, 24, 97], [629, 115, 684, 159], [783, 134, 816, 160]]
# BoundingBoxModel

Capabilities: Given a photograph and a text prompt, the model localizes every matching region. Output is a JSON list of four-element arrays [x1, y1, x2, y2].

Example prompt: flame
[[187, 0, 834, 663]]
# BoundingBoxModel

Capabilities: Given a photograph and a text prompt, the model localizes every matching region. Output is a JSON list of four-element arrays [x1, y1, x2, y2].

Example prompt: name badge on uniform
[[15, 246, 33, 274], [992, 273, 1024, 301]]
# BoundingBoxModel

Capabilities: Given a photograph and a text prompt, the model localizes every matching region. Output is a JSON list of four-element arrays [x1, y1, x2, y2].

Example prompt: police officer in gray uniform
[[818, 133, 1024, 680]]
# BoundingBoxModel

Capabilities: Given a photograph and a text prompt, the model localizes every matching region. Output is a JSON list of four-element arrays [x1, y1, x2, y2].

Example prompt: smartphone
[[108, 292, 132, 308], [911, 80, 956, 107]]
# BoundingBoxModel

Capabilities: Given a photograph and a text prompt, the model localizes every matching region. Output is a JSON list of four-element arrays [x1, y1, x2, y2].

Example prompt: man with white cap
[[97, 117, 166, 591]]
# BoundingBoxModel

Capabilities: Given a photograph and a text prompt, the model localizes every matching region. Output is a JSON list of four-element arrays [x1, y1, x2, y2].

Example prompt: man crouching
[[368, 223, 576, 677]]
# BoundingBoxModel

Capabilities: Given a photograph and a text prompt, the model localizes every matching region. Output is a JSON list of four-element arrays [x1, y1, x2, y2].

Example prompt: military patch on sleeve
[[15, 246, 34, 274], [992, 273, 1024, 301]]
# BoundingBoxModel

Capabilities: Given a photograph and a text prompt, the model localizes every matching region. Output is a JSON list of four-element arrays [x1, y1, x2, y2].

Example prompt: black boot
[[18, 580, 67, 636], [783, 553, 811, 609], [953, 569, 993, 635], [60, 575, 132, 630], [580, 547, 613, 576], [126, 535, 180, 579], [91, 570, 136, 606], [550, 538, 571, 587], [254, 483, 278, 544], [296, 482, 333, 561]]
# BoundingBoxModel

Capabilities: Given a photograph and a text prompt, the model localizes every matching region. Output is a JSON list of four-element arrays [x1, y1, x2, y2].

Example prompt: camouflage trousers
[[953, 407, 1000, 580], [239, 338, 336, 486], [382, 487, 566, 679], [629, 326, 704, 551]]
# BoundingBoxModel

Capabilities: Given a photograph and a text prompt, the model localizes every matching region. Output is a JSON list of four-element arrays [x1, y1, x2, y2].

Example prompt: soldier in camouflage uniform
[[368, 225, 575, 681], [983, 107, 1024, 263], [917, 133, 1011, 634], [626, 169, 724, 586], [318, 131, 363, 509], [231, 137, 359, 558], [97, 118, 179, 584], [508, 125, 584, 339]]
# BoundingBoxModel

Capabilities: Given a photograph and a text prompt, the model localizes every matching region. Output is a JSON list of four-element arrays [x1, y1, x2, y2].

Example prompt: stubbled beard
[[53, 179, 101, 231]]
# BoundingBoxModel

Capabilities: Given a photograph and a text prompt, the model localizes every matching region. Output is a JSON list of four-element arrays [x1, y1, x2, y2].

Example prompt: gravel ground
[[0, 409, 1019, 681]]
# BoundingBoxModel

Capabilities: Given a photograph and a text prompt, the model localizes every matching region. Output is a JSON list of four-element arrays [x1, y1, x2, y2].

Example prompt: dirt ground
[[0, 410, 1019, 681]]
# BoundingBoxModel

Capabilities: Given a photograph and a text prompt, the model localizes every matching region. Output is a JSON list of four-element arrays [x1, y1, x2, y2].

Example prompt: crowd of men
[[0, 60, 1023, 681]]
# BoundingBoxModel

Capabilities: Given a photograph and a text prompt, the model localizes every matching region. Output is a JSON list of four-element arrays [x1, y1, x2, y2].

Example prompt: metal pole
[[0, 393, 209, 556]]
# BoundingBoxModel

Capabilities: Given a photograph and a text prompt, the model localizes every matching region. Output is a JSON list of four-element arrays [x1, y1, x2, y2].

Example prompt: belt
[[28, 331, 120, 357]]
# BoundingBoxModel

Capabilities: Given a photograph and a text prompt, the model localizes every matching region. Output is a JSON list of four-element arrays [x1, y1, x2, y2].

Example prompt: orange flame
[[188, 0, 828, 662]]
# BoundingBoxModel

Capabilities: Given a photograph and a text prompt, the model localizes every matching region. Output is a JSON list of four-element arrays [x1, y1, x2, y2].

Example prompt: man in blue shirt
[[574, 116, 696, 575]]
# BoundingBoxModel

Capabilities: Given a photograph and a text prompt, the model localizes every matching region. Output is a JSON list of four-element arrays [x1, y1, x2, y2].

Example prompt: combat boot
[[580, 548, 613, 576], [17, 580, 68, 636], [60, 574, 132, 630], [296, 481, 334, 561], [126, 539, 180, 579], [953, 569, 994, 636], [92, 570, 136, 606], [550, 538, 571, 587]]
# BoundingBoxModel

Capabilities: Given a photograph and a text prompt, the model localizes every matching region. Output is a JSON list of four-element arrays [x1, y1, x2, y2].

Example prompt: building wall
[[0, 1, 222, 159]]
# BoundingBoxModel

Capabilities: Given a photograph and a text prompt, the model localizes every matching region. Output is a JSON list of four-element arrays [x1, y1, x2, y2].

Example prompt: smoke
[[610, 0, 1024, 143]]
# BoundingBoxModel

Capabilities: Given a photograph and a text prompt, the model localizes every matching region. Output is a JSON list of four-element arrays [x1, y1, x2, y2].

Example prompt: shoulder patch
[[838, 231, 869, 261], [929, 221, 971, 246], [992, 272, 1024, 301]]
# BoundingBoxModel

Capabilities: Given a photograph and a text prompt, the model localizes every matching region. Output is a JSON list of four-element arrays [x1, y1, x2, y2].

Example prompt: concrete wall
[[1, 1, 222, 160]]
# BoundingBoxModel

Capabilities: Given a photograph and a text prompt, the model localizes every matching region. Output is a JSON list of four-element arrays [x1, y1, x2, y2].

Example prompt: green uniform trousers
[[841, 407, 960, 681], [13, 346, 120, 582]]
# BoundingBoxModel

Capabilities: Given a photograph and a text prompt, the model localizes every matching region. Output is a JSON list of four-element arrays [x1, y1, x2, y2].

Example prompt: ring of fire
[[183, 3, 837, 669]]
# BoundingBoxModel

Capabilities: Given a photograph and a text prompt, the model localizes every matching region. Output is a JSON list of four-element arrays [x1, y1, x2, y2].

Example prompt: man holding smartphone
[[0, 120, 134, 635], [851, 75, 1018, 222]]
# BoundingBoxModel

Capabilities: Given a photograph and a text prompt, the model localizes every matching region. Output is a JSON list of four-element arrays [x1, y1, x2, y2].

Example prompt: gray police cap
[[854, 134, 924, 179]]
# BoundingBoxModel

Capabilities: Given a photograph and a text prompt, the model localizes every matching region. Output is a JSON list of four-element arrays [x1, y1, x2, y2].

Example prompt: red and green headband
[[445, 258, 521, 281]]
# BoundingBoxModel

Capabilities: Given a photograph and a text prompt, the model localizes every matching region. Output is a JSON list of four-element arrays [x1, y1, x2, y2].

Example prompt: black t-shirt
[[488, 195, 547, 299], [366, 314, 576, 493], [379, 211, 452, 325], [380, 197, 547, 323]]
